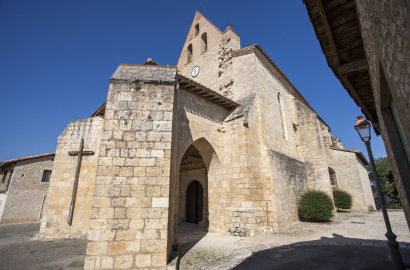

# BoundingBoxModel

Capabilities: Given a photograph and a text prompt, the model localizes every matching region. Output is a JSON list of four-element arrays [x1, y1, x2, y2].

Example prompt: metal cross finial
[[200, 3, 203, 14], [67, 138, 94, 226]]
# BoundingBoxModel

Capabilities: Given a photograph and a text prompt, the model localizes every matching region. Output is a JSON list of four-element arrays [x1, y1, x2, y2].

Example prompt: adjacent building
[[0, 153, 54, 224]]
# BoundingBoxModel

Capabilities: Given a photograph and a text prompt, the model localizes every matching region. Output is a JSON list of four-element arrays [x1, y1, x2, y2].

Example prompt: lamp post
[[354, 116, 405, 270]]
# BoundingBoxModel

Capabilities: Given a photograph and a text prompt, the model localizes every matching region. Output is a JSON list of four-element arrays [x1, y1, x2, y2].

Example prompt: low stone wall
[[226, 207, 265, 237]]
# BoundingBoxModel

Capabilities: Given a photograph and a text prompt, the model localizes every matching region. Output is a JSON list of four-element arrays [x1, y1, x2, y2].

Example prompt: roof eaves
[[0, 153, 55, 169], [178, 74, 240, 110], [303, 0, 378, 128]]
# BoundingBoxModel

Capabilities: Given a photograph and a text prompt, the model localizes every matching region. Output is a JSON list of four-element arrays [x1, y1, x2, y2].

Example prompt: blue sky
[[0, 0, 386, 161]]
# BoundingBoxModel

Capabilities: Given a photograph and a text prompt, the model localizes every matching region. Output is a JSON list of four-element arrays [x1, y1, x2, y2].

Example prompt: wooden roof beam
[[188, 86, 202, 92], [337, 58, 368, 76], [193, 89, 206, 94], [314, 0, 340, 67], [340, 76, 376, 123]]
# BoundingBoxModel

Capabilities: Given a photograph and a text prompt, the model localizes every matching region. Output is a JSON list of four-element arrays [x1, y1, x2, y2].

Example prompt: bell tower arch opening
[[195, 23, 200, 36], [187, 44, 193, 64], [201, 32, 207, 53]]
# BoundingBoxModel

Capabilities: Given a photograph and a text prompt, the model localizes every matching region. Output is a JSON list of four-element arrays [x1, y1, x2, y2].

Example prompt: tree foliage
[[333, 189, 352, 211], [299, 190, 334, 221], [367, 157, 401, 209]]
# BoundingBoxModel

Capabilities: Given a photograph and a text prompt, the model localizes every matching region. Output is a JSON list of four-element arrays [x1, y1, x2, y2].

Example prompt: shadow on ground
[[168, 223, 208, 263], [232, 234, 410, 270]]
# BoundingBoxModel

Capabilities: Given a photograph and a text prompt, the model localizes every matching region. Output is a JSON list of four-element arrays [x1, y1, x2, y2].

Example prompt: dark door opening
[[186, 180, 203, 224]]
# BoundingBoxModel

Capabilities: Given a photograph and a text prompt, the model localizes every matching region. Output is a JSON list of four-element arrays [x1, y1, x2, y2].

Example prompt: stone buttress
[[84, 64, 177, 269]]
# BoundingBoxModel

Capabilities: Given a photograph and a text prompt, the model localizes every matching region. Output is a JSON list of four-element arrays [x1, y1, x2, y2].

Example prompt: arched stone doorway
[[168, 136, 224, 261], [178, 144, 208, 226], [186, 180, 203, 224]]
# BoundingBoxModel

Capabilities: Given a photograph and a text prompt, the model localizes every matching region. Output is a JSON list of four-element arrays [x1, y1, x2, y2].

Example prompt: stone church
[[36, 12, 375, 269]]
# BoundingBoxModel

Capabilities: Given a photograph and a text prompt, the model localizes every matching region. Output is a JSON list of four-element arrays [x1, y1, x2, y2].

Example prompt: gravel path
[[168, 211, 410, 269]]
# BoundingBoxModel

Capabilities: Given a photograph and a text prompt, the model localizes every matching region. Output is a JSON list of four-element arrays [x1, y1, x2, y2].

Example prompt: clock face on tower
[[191, 66, 200, 77]]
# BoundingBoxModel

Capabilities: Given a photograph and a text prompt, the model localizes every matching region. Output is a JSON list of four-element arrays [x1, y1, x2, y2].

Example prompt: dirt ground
[[168, 210, 410, 269]]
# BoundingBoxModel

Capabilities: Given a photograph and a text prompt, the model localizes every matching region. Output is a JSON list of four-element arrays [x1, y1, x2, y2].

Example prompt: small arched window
[[278, 92, 286, 139], [329, 167, 337, 187], [187, 44, 193, 64], [201, 32, 207, 53], [195, 23, 199, 36]]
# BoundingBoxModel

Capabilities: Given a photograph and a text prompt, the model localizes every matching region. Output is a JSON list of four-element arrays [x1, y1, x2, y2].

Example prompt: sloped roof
[[226, 93, 256, 122], [91, 101, 106, 117], [178, 74, 240, 111], [0, 153, 55, 169]]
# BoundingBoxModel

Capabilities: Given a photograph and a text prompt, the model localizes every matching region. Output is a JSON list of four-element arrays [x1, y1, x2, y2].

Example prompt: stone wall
[[37, 117, 103, 239], [357, 0, 410, 227], [224, 103, 267, 236], [294, 100, 332, 194], [1, 155, 53, 224], [266, 148, 308, 228], [254, 50, 300, 158], [0, 193, 8, 222], [327, 149, 375, 211], [84, 65, 176, 270], [357, 156, 376, 210]]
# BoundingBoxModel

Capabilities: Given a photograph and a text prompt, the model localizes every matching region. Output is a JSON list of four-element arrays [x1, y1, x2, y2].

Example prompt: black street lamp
[[354, 116, 405, 270]]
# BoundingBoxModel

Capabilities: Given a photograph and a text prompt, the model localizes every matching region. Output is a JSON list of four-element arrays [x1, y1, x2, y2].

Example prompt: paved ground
[[0, 222, 87, 270], [168, 211, 410, 269], [0, 211, 409, 270]]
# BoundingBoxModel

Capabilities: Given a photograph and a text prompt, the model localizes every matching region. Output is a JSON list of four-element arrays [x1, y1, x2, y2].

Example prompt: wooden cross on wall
[[67, 138, 94, 226]]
